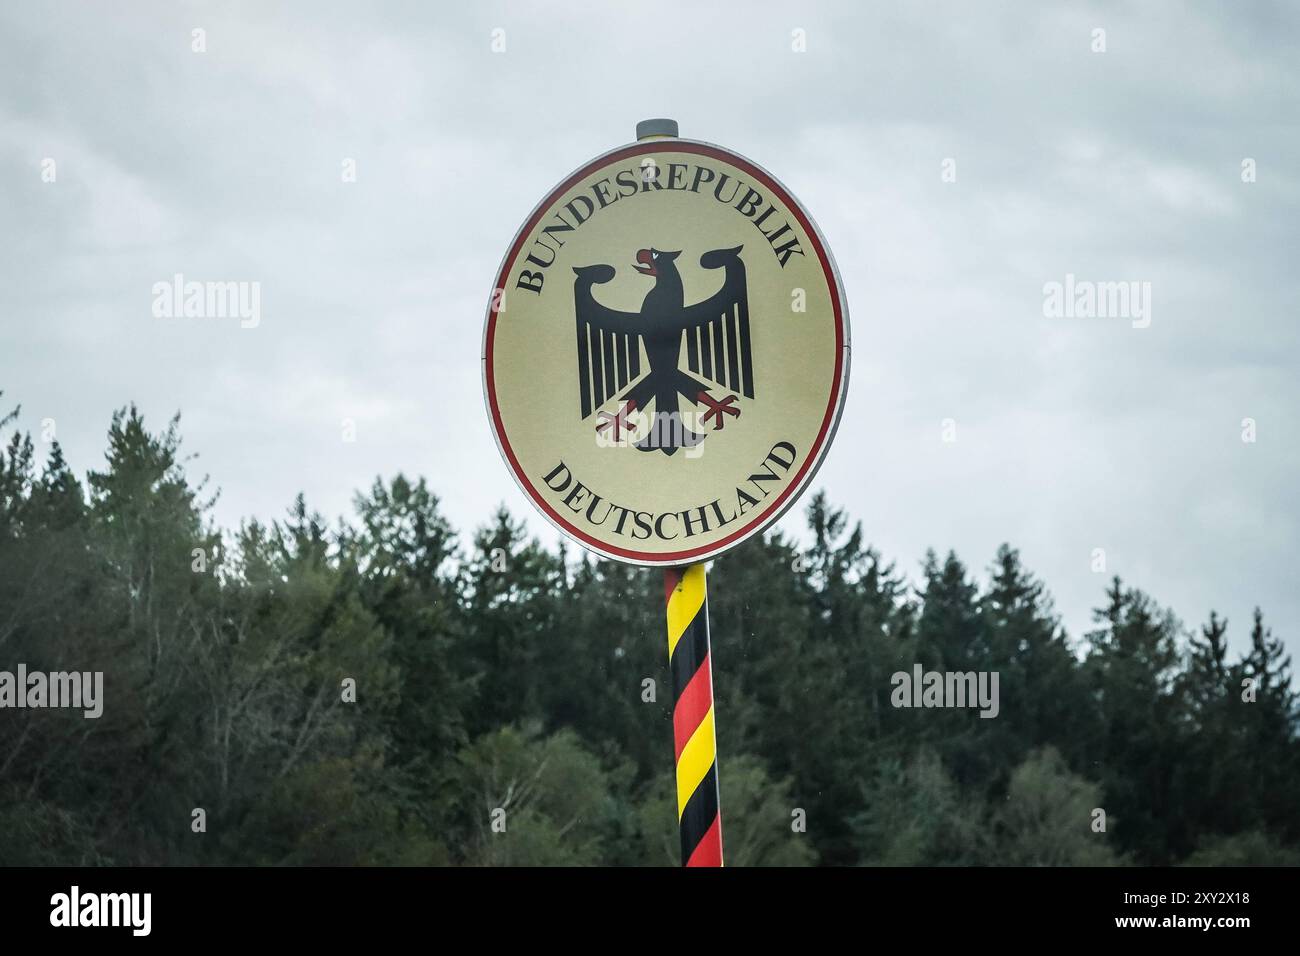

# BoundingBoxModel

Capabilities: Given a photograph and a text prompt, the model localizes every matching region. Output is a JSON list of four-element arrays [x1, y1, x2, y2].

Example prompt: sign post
[[664, 563, 722, 866], [482, 118, 849, 866]]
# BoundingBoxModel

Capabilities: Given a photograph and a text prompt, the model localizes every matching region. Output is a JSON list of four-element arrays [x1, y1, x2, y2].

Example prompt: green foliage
[[229, 753, 450, 866], [992, 747, 1120, 866], [453, 724, 617, 866], [0, 402, 1296, 866], [853, 750, 989, 865], [0, 794, 106, 866], [1182, 830, 1300, 867]]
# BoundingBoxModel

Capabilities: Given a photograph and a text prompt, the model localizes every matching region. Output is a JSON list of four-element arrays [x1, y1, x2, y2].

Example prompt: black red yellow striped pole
[[664, 563, 723, 867]]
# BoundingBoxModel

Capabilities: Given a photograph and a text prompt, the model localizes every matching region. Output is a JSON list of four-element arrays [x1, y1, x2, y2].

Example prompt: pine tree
[[978, 545, 1090, 788], [1082, 577, 1183, 862], [913, 550, 989, 788], [1241, 608, 1299, 842], [1174, 612, 1252, 845], [461, 507, 566, 734], [347, 476, 471, 807]]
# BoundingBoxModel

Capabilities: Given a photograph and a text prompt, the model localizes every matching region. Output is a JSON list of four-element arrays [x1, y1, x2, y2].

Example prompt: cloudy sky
[[2, 1, 1297, 656]]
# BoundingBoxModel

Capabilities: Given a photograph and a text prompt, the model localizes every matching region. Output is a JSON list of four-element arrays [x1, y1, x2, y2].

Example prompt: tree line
[[1, 400, 1296, 865]]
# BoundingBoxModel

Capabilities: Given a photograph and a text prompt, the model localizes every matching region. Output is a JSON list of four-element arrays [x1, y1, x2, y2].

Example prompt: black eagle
[[572, 246, 753, 455]]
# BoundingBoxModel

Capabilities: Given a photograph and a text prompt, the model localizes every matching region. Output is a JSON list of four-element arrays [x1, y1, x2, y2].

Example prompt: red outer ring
[[484, 140, 846, 565]]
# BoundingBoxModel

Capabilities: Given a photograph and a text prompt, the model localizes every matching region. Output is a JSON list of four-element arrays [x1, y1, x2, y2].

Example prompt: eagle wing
[[573, 265, 646, 420], [677, 246, 753, 399]]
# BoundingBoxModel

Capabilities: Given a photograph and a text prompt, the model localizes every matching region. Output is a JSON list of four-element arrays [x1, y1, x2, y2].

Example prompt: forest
[[1, 399, 1296, 866]]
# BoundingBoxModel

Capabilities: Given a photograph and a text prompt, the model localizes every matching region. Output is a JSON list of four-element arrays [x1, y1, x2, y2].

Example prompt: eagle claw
[[596, 400, 638, 443], [697, 391, 741, 431]]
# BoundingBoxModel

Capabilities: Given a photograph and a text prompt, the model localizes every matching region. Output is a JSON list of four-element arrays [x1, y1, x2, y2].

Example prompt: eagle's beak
[[634, 248, 657, 276]]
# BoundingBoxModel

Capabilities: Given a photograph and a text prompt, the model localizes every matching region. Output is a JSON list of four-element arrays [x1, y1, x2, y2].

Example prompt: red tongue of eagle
[[634, 248, 657, 276]]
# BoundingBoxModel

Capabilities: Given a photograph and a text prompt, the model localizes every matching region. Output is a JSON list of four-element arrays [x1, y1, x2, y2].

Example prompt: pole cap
[[636, 118, 679, 141]]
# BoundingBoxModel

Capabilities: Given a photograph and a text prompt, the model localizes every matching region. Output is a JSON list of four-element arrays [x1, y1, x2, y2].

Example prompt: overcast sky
[[2, 1, 1297, 657]]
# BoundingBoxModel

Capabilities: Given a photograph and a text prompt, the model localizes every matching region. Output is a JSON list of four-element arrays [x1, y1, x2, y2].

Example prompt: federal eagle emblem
[[572, 246, 753, 456]]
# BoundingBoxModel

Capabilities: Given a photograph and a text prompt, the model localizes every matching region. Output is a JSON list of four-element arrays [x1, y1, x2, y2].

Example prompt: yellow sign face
[[483, 138, 850, 566]]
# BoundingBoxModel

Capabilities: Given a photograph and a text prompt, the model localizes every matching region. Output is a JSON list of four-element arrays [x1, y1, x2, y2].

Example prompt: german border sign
[[483, 124, 849, 567], [482, 120, 850, 866]]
